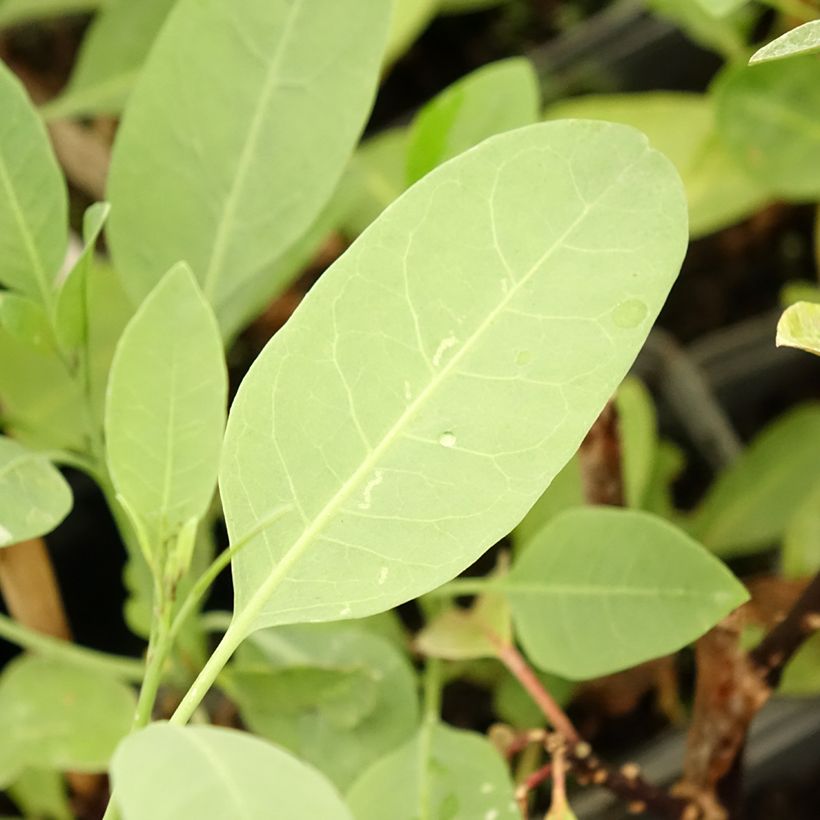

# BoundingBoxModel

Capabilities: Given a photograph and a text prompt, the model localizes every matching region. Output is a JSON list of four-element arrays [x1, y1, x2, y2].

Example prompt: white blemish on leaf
[[358, 470, 384, 510], [438, 432, 456, 448], [378, 566, 389, 585], [339, 605, 352, 617], [0, 525, 12, 547], [432, 333, 458, 367]]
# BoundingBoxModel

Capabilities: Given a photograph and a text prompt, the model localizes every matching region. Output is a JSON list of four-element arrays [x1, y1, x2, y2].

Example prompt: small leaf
[[0, 61, 67, 305], [776, 301, 820, 356], [616, 376, 657, 509], [111, 723, 352, 820], [0, 436, 72, 546], [222, 120, 688, 636], [715, 57, 820, 199], [55, 201, 110, 353], [346, 722, 518, 820], [690, 404, 820, 557], [6, 768, 72, 820], [750, 19, 820, 65], [0, 657, 134, 785], [107, 0, 391, 330], [407, 57, 540, 184], [105, 264, 226, 557], [494, 668, 573, 729], [642, 440, 685, 522], [506, 507, 748, 679], [782, 481, 820, 579], [41, 0, 176, 120], [230, 624, 419, 789]]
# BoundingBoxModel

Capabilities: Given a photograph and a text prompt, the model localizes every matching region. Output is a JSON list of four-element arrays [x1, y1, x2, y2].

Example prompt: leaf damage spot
[[438, 432, 457, 449], [432, 333, 458, 367], [378, 566, 389, 585], [358, 470, 384, 510]]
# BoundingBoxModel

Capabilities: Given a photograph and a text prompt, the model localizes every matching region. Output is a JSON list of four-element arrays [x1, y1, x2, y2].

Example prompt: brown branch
[[579, 399, 625, 506]]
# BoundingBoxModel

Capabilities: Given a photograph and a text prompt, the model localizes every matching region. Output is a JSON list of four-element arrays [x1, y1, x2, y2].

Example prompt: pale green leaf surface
[[691, 404, 820, 557], [221, 120, 688, 634], [407, 58, 540, 184], [715, 57, 820, 199], [641, 440, 685, 522], [385, 0, 437, 66], [105, 264, 226, 554], [777, 301, 820, 356], [111, 723, 351, 820], [0, 292, 52, 352], [7, 767, 72, 820], [782, 480, 820, 578], [616, 376, 657, 509], [230, 624, 419, 789], [41, 0, 176, 120], [0, 657, 134, 783], [506, 507, 748, 679], [0, 62, 67, 304], [107, 0, 390, 328], [346, 723, 518, 820], [547, 92, 767, 237], [750, 20, 820, 64], [0, 436, 71, 546]]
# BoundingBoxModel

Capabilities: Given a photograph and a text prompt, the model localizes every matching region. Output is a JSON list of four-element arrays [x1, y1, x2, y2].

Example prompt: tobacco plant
[[0, 0, 819, 819]]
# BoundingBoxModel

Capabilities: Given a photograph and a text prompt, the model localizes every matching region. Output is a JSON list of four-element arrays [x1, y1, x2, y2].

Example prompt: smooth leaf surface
[[346, 722, 518, 820], [42, 0, 176, 120], [230, 624, 419, 788], [105, 264, 226, 555], [547, 92, 767, 236], [715, 57, 820, 199], [750, 20, 820, 64], [111, 723, 352, 820], [782, 481, 820, 578], [777, 301, 820, 356], [406, 58, 540, 184], [0, 436, 71, 546], [107, 0, 390, 328], [0, 61, 67, 304], [0, 292, 52, 352], [221, 120, 688, 634], [494, 667, 573, 728], [616, 376, 657, 508], [690, 404, 820, 557], [0, 657, 134, 786], [384, 0, 437, 66], [506, 507, 748, 679]]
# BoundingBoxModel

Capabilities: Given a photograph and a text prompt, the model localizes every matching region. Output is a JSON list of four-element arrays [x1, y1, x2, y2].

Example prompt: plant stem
[[426, 577, 491, 598], [0, 612, 143, 680]]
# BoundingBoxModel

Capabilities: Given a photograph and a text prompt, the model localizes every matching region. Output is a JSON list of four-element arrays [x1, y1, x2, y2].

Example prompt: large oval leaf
[[105, 264, 226, 556], [107, 0, 390, 332], [507, 507, 748, 679], [0, 436, 72, 546], [0, 62, 67, 304], [221, 120, 688, 635], [111, 723, 351, 820]]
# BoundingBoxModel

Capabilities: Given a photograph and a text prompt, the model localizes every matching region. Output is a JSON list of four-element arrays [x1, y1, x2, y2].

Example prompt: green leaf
[[779, 633, 820, 695], [384, 0, 437, 67], [693, 0, 748, 16], [107, 0, 391, 331], [0, 292, 53, 352], [406, 58, 540, 184], [0, 61, 67, 305], [506, 507, 748, 679], [105, 264, 226, 557], [777, 301, 820, 356], [230, 624, 419, 789], [641, 440, 685, 522], [546, 92, 767, 237], [616, 376, 657, 509], [494, 667, 573, 729], [41, 0, 176, 121], [781, 281, 820, 307], [0, 657, 134, 786], [0, 0, 99, 27], [0, 436, 72, 546], [690, 404, 820, 557], [7, 768, 72, 820], [55, 201, 110, 354], [750, 20, 820, 65], [715, 56, 820, 200], [221, 120, 688, 635], [782, 480, 820, 578], [111, 723, 352, 820], [347, 722, 518, 820]]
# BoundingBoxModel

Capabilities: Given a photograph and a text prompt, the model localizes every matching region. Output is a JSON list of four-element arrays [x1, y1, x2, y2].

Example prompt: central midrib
[[233, 143, 650, 631]]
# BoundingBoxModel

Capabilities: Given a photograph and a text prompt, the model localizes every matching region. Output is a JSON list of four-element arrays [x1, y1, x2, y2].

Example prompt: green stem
[[0, 612, 144, 681], [426, 577, 492, 598], [418, 658, 443, 820]]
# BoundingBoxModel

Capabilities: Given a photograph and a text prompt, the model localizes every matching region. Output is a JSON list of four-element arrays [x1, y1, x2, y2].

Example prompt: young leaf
[[0, 61, 67, 306], [750, 19, 820, 65], [0, 292, 53, 352], [7, 768, 72, 820], [41, 0, 176, 121], [782, 481, 820, 579], [107, 0, 391, 329], [105, 264, 226, 558], [346, 722, 518, 820], [616, 376, 657, 509], [0, 436, 72, 546], [110, 723, 352, 820], [776, 301, 820, 356], [0, 657, 134, 786], [406, 57, 540, 184], [221, 120, 688, 635], [715, 56, 820, 199], [507, 507, 748, 679], [229, 623, 419, 789], [690, 404, 820, 557]]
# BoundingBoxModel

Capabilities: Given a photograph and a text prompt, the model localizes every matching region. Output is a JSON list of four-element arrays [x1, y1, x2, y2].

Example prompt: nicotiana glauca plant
[[3, 0, 820, 818]]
